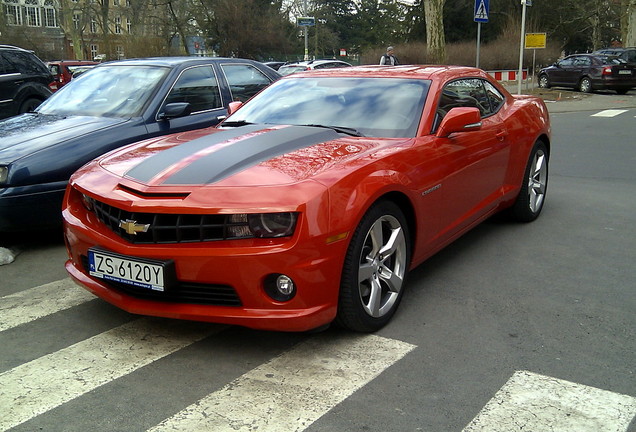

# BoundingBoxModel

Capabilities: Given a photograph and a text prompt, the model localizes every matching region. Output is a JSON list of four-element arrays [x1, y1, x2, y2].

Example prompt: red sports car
[[63, 66, 550, 332]]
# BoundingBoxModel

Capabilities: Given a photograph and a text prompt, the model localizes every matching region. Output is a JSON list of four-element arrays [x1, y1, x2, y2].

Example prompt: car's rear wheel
[[579, 77, 592, 93], [616, 89, 629, 95], [19, 97, 42, 114], [510, 141, 549, 222], [538, 74, 550, 89], [337, 201, 411, 332]]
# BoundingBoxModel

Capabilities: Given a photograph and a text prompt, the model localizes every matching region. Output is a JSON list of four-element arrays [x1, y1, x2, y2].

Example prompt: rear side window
[[164, 65, 222, 113], [221, 64, 272, 102], [3, 51, 48, 75]]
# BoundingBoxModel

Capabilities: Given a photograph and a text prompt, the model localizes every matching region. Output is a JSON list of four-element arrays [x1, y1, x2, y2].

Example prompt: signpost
[[524, 32, 546, 86], [474, 0, 489, 68], [297, 16, 315, 61], [516, 0, 530, 95]]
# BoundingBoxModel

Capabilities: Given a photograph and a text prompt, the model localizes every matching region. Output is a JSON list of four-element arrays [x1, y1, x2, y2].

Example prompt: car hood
[[0, 113, 129, 164], [98, 124, 408, 189]]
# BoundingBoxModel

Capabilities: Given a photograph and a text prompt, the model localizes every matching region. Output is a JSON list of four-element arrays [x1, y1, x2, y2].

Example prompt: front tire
[[510, 141, 549, 222], [19, 97, 42, 114], [336, 201, 411, 332], [538, 74, 550, 89], [579, 77, 592, 93]]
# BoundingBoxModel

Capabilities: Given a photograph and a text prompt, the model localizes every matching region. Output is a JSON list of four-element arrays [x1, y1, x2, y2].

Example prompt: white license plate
[[618, 70, 632, 75], [88, 248, 168, 291]]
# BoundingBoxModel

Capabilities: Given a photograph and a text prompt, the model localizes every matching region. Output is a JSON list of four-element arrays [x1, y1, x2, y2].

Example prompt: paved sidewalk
[[504, 83, 636, 113]]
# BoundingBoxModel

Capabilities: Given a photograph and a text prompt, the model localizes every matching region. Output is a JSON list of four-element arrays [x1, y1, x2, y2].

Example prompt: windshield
[[227, 77, 430, 138], [37, 65, 169, 117]]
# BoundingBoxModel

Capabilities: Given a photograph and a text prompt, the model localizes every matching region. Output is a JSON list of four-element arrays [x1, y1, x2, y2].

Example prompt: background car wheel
[[578, 77, 592, 93], [616, 89, 629, 95], [538, 75, 551, 89], [19, 98, 42, 114], [336, 201, 411, 332], [510, 141, 549, 222]]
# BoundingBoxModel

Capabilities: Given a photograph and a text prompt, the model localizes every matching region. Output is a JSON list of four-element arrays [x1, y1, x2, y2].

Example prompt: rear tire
[[616, 89, 629, 95], [578, 77, 592, 93], [510, 141, 549, 222], [336, 201, 411, 332], [19, 97, 42, 114]]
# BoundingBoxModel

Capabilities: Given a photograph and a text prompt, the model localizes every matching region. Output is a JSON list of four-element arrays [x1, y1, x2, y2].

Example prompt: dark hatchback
[[538, 54, 636, 94], [0, 57, 280, 231]]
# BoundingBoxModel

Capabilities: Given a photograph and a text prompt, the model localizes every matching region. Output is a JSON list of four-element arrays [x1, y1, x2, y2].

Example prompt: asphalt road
[[1, 89, 635, 431]]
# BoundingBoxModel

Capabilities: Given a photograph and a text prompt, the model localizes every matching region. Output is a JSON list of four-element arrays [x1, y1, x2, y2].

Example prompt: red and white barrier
[[487, 70, 528, 82]]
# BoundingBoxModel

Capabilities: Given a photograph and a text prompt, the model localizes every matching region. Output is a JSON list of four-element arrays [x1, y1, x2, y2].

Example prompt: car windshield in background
[[36, 65, 169, 118], [228, 77, 430, 138]]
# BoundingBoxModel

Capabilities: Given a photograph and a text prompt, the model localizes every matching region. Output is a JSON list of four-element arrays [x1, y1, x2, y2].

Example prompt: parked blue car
[[0, 57, 280, 231]]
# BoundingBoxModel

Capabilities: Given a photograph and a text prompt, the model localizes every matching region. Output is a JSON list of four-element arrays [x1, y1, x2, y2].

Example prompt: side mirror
[[158, 102, 192, 120], [228, 101, 243, 116], [436, 107, 482, 138]]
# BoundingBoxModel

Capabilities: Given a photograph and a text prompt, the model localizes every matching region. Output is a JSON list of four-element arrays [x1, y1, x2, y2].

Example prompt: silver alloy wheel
[[539, 75, 549, 88], [528, 148, 548, 213], [579, 77, 592, 93], [357, 214, 407, 318]]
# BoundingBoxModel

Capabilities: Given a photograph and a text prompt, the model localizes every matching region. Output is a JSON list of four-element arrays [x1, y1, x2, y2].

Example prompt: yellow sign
[[525, 33, 547, 49]]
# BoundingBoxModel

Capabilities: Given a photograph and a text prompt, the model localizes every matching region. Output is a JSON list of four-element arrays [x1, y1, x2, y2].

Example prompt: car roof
[[285, 64, 488, 80], [96, 57, 262, 68]]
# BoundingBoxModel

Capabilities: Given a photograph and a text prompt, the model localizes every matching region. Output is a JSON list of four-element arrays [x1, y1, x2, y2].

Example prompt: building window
[[116, 45, 124, 59], [90, 17, 97, 33], [4, 0, 22, 26], [25, 0, 41, 27], [43, 0, 58, 27], [114, 16, 122, 34], [126, 17, 131, 33], [73, 13, 80, 29], [90, 44, 98, 60]]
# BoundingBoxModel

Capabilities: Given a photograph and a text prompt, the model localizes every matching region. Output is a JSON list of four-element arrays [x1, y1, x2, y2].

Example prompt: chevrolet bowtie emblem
[[119, 219, 150, 235]]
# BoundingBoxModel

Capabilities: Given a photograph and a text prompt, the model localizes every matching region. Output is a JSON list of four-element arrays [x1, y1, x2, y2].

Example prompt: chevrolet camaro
[[63, 65, 550, 332]]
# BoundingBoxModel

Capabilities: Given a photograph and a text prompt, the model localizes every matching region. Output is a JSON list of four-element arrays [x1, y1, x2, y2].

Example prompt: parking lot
[[1, 89, 636, 431]]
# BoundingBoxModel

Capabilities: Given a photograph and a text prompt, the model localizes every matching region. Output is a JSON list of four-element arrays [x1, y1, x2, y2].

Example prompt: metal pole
[[517, 0, 527, 95], [303, 0, 309, 60], [476, 22, 481, 68]]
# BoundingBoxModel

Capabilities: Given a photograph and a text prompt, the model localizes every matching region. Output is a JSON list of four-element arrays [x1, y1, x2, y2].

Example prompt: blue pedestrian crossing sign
[[474, 0, 489, 23]]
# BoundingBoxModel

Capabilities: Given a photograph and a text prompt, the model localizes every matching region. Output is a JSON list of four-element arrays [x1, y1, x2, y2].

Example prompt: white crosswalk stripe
[[0, 318, 222, 431], [591, 109, 629, 117], [463, 370, 636, 432], [149, 334, 416, 432], [0, 278, 95, 332]]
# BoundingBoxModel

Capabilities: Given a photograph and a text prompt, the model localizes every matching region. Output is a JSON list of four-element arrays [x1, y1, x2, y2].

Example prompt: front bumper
[[63, 208, 347, 332], [0, 183, 67, 231]]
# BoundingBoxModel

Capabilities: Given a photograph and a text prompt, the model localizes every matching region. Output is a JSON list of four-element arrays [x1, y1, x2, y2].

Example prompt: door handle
[[496, 130, 508, 141]]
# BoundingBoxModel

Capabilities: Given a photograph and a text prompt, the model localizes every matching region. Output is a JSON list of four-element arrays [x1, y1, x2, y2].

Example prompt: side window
[[559, 57, 574, 67], [483, 81, 505, 114], [434, 78, 491, 132], [221, 64, 271, 102], [164, 65, 221, 113]]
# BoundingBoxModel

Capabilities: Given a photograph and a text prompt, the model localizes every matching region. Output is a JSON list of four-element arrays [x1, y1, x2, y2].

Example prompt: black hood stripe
[[126, 125, 341, 185], [124, 124, 270, 183]]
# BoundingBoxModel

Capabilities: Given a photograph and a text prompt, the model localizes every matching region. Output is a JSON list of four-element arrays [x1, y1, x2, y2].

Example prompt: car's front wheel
[[510, 141, 549, 222], [538, 74, 551, 89], [579, 77, 592, 93], [337, 201, 411, 332]]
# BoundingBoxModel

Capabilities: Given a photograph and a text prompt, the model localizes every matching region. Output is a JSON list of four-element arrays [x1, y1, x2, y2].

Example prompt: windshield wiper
[[301, 124, 365, 137], [221, 120, 254, 127]]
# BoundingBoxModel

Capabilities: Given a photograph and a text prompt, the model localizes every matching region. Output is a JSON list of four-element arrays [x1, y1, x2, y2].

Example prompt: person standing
[[380, 46, 399, 65]]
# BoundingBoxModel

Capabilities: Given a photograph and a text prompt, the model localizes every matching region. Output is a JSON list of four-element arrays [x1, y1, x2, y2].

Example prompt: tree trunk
[[626, 0, 636, 46], [423, 0, 446, 64]]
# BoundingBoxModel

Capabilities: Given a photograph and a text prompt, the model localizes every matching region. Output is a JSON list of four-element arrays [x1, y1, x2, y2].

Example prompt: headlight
[[0, 166, 8, 184], [227, 212, 298, 238], [248, 212, 298, 238]]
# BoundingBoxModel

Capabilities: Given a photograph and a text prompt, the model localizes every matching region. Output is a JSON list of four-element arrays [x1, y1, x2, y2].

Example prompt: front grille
[[92, 199, 252, 244], [81, 255, 242, 306]]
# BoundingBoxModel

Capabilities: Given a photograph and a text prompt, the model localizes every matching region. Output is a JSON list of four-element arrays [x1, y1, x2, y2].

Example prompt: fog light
[[264, 274, 296, 302]]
